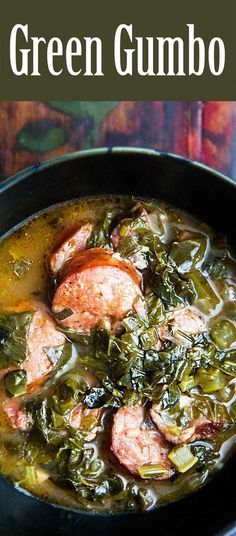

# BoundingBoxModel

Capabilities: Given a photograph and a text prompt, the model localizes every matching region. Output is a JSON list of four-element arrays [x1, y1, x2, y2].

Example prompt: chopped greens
[[169, 233, 208, 274], [45, 343, 73, 371], [185, 270, 220, 314], [88, 209, 122, 249], [53, 309, 73, 321], [0, 311, 32, 367], [3, 369, 27, 397]]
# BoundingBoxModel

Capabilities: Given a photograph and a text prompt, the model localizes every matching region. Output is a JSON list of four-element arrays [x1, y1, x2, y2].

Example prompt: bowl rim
[[0, 146, 235, 195]]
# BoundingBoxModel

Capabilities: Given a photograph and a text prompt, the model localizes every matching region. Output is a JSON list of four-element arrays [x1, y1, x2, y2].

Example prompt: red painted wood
[[0, 101, 235, 180]]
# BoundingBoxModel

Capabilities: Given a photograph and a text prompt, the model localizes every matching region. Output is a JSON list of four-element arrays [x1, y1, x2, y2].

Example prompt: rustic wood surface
[[0, 101, 235, 180]]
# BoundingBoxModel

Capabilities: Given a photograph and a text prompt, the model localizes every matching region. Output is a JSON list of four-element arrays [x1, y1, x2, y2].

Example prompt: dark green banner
[[0, 0, 235, 100]]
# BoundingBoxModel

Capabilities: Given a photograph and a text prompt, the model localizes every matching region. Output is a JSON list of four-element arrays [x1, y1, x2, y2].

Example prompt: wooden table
[[0, 101, 235, 180]]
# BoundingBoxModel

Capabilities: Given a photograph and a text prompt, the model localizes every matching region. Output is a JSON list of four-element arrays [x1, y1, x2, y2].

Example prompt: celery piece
[[195, 367, 228, 393], [167, 425, 182, 437], [138, 464, 170, 479], [168, 445, 198, 473], [185, 270, 220, 314], [210, 319, 236, 350]]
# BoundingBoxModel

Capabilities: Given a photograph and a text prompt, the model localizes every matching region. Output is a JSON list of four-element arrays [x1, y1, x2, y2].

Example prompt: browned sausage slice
[[23, 307, 66, 384], [0, 305, 66, 387], [111, 405, 173, 477], [50, 222, 93, 275], [52, 248, 144, 332], [159, 307, 206, 345], [3, 399, 29, 431], [150, 396, 222, 445]]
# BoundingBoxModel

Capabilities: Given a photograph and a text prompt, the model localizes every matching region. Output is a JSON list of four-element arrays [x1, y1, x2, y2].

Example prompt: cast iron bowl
[[0, 148, 235, 536]]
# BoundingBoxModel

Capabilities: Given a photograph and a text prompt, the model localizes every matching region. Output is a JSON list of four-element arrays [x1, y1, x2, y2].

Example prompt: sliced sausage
[[23, 307, 66, 384], [70, 404, 102, 441], [50, 222, 93, 275], [151, 396, 221, 445], [3, 399, 29, 431], [111, 405, 173, 477], [52, 248, 144, 332], [159, 307, 206, 345], [0, 305, 66, 387]]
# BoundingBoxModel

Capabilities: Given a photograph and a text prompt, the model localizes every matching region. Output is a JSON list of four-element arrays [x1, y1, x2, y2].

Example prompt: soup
[[0, 196, 235, 513]]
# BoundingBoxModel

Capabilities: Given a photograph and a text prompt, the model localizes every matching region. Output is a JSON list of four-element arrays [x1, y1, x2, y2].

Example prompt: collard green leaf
[[191, 441, 219, 473], [151, 267, 195, 309], [0, 311, 33, 367], [204, 251, 236, 281], [47, 101, 118, 120], [169, 235, 207, 273], [212, 349, 236, 377], [185, 270, 220, 314], [45, 343, 73, 371], [53, 309, 73, 321], [36, 399, 65, 446], [3, 369, 27, 397], [88, 209, 122, 249]]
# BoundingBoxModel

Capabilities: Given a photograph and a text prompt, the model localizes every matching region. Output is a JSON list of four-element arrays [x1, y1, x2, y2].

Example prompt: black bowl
[[0, 148, 235, 536]]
